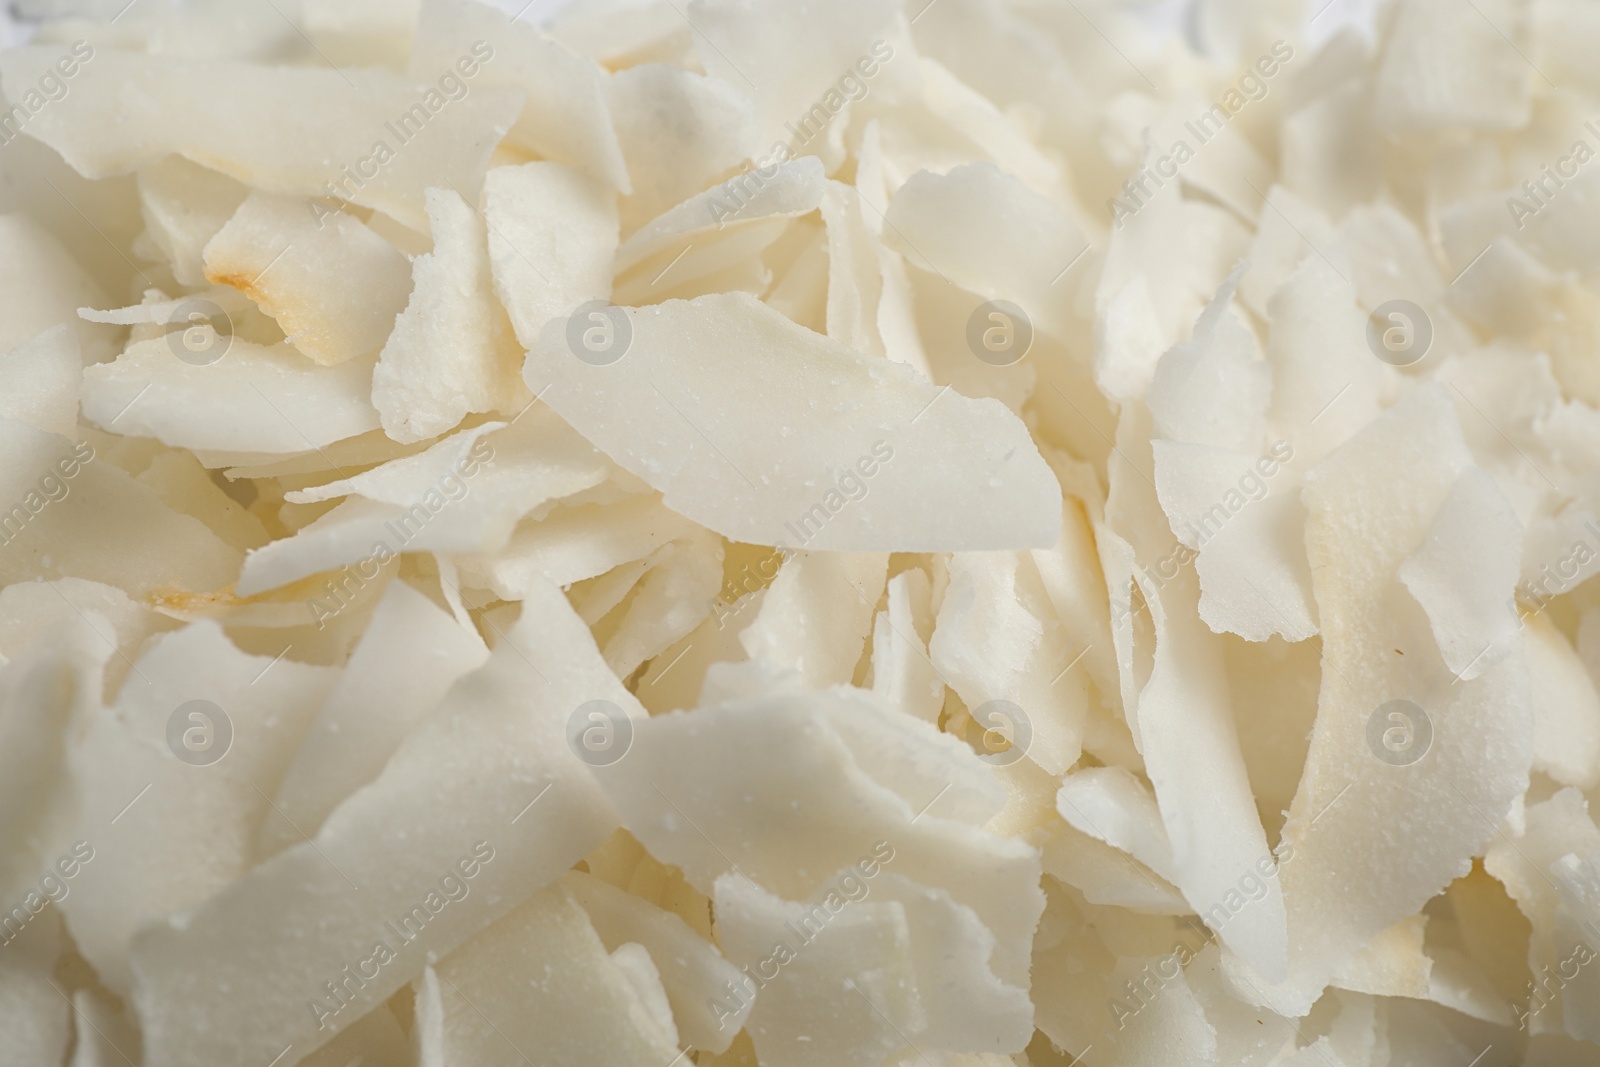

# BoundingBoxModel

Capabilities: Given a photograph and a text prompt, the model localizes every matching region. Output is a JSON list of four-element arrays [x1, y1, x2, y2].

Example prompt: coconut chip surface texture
[[2, 0, 1599, 1064]]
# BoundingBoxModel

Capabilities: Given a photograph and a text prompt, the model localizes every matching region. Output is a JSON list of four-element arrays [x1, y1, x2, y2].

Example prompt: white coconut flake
[[521, 292, 1061, 552]]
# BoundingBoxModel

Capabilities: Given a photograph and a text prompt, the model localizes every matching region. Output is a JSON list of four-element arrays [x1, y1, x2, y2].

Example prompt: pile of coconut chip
[[1, 0, 1599, 1063]]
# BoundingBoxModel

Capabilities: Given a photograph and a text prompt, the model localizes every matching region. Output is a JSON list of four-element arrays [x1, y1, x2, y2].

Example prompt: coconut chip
[[5, 0, 1600, 1062]]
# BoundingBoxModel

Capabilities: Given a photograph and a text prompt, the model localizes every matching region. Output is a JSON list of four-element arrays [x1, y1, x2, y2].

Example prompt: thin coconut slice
[[410, 0, 630, 194], [685, 0, 900, 150], [1263, 385, 1533, 1015], [482, 161, 620, 351], [236, 415, 611, 596], [0, 213, 115, 363], [80, 337, 381, 454], [302, 0, 419, 64], [0, 419, 241, 597], [1030, 455, 1122, 712], [203, 191, 412, 367], [823, 685, 1007, 829], [1152, 439, 1317, 643], [59, 620, 338, 994], [713, 868, 1032, 1067], [585, 684, 1044, 990], [136, 156, 248, 288], [1094, 182, 1249, 404], [739, 551, 888, 689], [136, 448, 271, 552], [1427, 865, 1535, 1028], [1144, 97, 1274, 227], [1550, 850, 1600, 1043], [127, 579, 626, 1067], [1148, 272, 1320, 644], [900, 57, 1071, 202], [1524, 614, 1600, 790], [372, 187, 526, 443], [259, 580, 489, 858], [606, 63, 763, 235], [898, 262, 1039, 415], [929, 550, 1093, 775], [77, 287, 266, 335], [456, 492, 700, 600], [1329, 914, 1433, 998], [568, 554, 657, 626], [615, 159, 823, 272], [1281, 72, 1385, 219], [425, 881, 682, 1067], [634, 595, 764, 717], [0, 911, 71, 1067], [765, 216, 831, 333], [0, 48, 523, 232], [1030, 881, 1122, 1058], [1225, 636, 1322, 843], [1341, 203, 1475, 359], [0, 324, 80, 437], [284, 420, 503, 507], [1040, 817, 1192, 914], [291, 1003, 413, 1067], [1056, 766, 1181, 889], [1104, 401, 1289, 985], [1185, 944, 1300, 1066], [881, 161, 1085, 341], [601, 530, 723, 678], [1486, 788, 1600, 1040], [568, 870, 750, 1052], [0, 615, 107, 911], [545, 0, 694, 67], [0, 577, 175, 701], [818, 180, 886, 356], [520, 291, 1061, 552], [1261, 256, 1384, 470], [869, 567, 944, 723], [611, 158, 828, 305], [1238, 186, 1345, 321], [1109, 954, 1222, 1065], [1371, 0, 1532, 134], [1397, 467, 1523, 680], [1145, 266, 1269, 454]]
